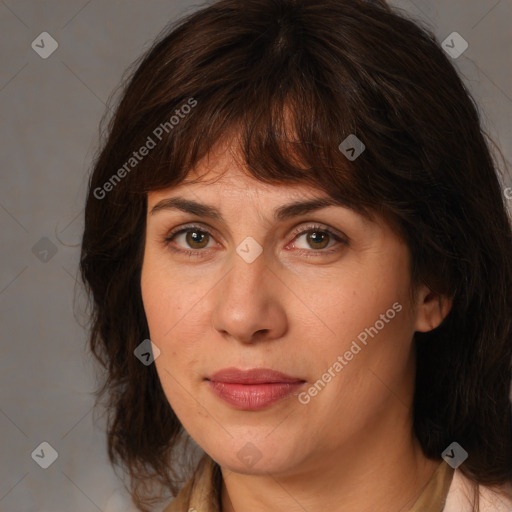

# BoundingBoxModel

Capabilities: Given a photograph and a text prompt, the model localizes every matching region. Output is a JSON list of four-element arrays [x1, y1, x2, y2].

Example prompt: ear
[[413, 284, 453, 333]]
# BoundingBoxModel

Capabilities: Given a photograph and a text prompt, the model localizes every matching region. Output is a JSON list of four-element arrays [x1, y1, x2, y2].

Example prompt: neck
[[220, 412, 440, 512]]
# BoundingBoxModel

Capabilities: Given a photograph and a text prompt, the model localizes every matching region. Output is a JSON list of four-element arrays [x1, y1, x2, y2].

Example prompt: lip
[[206, 367, 306, 410], [207, 367, 303, 384]]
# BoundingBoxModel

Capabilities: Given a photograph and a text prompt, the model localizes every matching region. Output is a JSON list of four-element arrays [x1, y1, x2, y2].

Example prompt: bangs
[[124, 78, 384, 224], [99, 0, 437, 233], [111, 5, 414, 224]]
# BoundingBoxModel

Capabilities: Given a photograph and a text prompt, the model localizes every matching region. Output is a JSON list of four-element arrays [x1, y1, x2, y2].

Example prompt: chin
[[208, 439, 302, 476]]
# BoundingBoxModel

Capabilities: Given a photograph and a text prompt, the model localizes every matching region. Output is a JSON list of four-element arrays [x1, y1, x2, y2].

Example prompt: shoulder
[[104, 489, 140, 512], [444, 468, 512, 512], [478, 482, 512, 512], [104, 486, 183, 512]]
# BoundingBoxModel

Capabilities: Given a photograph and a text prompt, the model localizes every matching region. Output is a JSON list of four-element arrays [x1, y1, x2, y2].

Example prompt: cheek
[[155, 357, 211, 432], [140, 254, 188, 340], [312, 266, 409, 350], [141, 257, 205, 374], [304, 261, 414, 399], [141, 248, 217, 336]]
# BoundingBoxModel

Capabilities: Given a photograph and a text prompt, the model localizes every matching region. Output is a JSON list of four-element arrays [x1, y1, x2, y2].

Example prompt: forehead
[[147, 141, 329, 207], [144, 135, 396, 237]]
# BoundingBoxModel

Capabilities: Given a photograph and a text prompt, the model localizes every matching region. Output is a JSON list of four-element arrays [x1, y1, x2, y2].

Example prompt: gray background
[[1, 1, 511, 511]]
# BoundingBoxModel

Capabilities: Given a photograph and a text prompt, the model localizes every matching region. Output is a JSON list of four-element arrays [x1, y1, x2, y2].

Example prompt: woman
[[80, 0, 512, 510]]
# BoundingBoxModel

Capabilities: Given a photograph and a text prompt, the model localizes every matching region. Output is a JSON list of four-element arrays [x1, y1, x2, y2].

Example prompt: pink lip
[[208, 367, 303, 384], [206, 367, 305, 410]]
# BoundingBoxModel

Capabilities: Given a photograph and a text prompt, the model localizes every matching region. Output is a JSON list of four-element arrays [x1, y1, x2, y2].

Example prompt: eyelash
[[163, 223, 348, 259]]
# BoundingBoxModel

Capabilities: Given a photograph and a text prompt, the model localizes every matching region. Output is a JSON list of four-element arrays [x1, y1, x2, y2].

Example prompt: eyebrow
[[150, 196, 347, 222]]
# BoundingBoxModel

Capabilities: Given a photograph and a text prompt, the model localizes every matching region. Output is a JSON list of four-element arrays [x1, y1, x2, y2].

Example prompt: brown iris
[[185, 229, 210, 249], [304, 231, 330, 250]]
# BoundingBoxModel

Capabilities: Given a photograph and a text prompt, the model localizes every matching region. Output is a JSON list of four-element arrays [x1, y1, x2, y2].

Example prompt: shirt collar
[[163, 455, 454, 512]]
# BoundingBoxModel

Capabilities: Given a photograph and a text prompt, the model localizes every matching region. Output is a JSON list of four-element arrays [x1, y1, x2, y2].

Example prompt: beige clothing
[[160, 454, 512, 512]]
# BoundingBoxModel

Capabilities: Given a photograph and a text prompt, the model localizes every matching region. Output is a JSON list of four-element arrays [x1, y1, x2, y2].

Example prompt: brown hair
[[79, 0, 512, 509]]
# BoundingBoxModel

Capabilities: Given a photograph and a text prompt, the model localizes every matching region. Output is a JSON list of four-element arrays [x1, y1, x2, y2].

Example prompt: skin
[[141, 138, 453, 512]]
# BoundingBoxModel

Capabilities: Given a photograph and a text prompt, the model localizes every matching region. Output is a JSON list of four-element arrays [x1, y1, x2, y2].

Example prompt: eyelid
[[164, 222, 222, 243], [288, 223, 349, 244], [163, 221, 349, 255]]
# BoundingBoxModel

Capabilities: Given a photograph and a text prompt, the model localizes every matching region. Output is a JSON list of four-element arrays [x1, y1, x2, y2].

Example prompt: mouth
[[205, 367, 306, 410], [207, 367, 304, 384]]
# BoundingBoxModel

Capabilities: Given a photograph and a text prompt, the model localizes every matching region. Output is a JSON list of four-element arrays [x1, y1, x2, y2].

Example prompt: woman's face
[[140, 141, 443, 476]]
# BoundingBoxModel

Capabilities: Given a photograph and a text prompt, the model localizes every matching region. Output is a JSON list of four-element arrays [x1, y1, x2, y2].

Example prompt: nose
[[211, 248, 288, 345]]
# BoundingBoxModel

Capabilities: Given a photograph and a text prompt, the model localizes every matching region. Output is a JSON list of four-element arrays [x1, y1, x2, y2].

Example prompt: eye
[[287, 224, 348, 256], [164, 224, 216, 257], [163, 223, 348, 258]]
